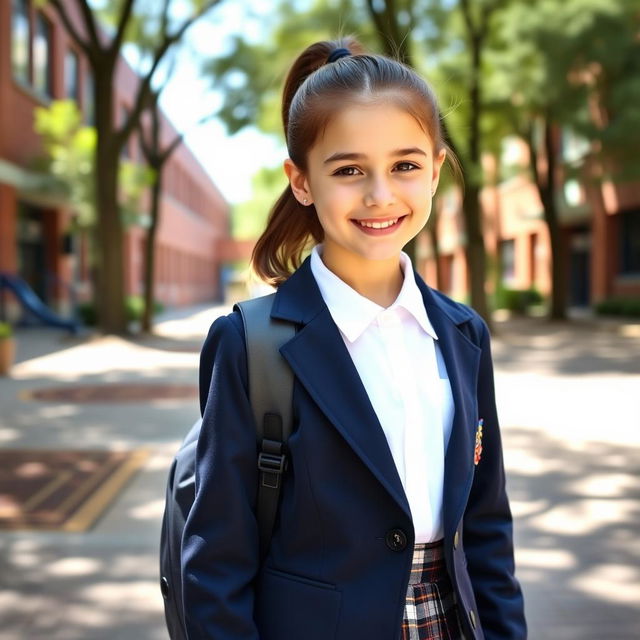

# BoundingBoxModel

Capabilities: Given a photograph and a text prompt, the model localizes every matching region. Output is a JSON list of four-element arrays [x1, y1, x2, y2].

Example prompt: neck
[[320, 247, 404, 308]]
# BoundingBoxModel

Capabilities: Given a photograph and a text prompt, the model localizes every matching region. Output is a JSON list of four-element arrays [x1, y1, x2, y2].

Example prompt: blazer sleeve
[[182, 313, 261, 639], [463, 317, 527, 639]]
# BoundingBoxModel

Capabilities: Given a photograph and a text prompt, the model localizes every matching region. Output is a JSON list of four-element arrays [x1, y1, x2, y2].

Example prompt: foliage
[[33, 99, 154, 229], [0, 322, 13, 339], [119, 161, 156, 227], [494, 286, 544, 314], [77, 295, 165, 326], [232, 165, 288, 240], [33, 100, 96, 227], [595, 298, 640, 318], [487, 0, 640, 177], [44, 0, 224, 334], [204, 1, 376, 138]]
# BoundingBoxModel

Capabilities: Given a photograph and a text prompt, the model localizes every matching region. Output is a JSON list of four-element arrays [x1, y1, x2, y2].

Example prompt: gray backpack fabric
[[159, 294, 295, 640]]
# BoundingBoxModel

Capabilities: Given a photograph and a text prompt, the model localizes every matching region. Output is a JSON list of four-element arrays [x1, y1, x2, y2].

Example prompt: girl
[[182, 37, 526, 640]]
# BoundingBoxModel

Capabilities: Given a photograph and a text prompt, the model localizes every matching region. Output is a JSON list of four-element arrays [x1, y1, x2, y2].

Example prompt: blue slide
[[0, 272, 80, 334]]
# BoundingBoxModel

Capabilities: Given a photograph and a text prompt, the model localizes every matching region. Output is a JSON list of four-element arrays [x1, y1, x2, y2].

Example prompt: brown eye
[[334, 166, 361, 176], [395, 162, 419, 172]]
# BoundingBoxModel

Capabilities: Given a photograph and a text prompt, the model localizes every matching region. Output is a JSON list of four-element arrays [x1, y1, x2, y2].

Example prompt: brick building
[[419, 132, 640, 310], [0, 0, 230, 319]]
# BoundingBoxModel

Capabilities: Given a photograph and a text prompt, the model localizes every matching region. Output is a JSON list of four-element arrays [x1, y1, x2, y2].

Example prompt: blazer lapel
[[416, 278, 482, 538], [272, 259, 411, 520]]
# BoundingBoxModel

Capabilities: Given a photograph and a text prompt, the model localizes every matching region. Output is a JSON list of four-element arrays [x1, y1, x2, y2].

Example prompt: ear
[[431, 148, 447, 195], [284, 158, 313, 205]]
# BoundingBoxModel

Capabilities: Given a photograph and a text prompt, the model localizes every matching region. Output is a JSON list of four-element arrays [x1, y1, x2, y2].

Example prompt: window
[[11, 0, 30, 84], [84, 70, 95, 125], [500, 239, 516, 285], [33, 12, 52, 97], [620, 209, 640, 275], [65, 48, 80, 101], [561, 127, 590, 164], [120, 105, 130, 158]]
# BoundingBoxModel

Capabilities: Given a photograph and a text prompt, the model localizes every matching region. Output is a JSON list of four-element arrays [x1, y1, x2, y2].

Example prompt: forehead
[[313, 101, 434, 157]]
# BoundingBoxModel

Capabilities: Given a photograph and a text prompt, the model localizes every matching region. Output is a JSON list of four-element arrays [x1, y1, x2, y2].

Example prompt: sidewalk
[[0, 308, 638, 639]]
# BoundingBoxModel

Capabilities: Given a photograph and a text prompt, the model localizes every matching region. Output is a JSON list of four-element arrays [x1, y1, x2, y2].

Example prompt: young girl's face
[[286, 100, 446, 276]]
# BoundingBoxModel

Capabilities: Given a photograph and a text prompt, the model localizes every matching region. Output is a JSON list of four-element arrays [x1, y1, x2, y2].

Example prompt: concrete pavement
[[0, 307, 638, 639]]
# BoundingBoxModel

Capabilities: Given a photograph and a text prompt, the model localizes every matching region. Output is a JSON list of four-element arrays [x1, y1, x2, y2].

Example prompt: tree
[[136, 81, 208, 334], [488, 0, 640, 319], [415, 0, 512, 324], [44, 0, 223, 333]]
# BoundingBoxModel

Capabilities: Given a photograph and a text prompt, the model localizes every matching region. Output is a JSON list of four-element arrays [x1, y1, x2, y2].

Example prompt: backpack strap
[[236, 293, 295, 560]]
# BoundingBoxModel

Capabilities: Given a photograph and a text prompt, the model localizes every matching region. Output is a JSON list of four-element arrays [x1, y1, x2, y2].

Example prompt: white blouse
[[310, 246, 454, 542]]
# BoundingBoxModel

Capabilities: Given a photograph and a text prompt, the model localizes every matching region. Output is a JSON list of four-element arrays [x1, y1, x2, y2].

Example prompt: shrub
[[595, 298, 640, 317], [494, 287, 544, 314], [77, 296, 165, 326]]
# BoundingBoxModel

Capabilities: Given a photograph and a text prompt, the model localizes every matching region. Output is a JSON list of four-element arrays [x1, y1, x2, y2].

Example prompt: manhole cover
[[23, 384, 198, 403]]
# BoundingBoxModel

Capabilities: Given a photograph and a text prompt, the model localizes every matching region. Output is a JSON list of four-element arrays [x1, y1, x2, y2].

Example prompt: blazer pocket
[[255, 567, 342, 640]]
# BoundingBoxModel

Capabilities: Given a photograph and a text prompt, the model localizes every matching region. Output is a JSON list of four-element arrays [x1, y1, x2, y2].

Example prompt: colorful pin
[[474, 419, 484, 466]]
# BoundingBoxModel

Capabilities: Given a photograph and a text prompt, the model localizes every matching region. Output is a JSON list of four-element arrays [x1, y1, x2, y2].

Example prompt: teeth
[[358, 218, 399, 229]]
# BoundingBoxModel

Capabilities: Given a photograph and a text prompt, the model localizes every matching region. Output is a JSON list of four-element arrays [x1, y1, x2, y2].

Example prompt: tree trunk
[[462, 182, 490, 322], [94, 75, 127, 334], [540, 121, 567, 320], [427, 210, 443, 290], [141, 176, 162, 333], [462, 24, 490, 326]]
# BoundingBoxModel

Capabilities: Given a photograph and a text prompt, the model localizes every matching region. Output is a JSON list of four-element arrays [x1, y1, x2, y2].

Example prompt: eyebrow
[[323, 147, 427, 164]]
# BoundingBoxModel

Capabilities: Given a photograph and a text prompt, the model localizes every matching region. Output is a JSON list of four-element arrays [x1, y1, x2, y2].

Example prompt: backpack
[[159, 294, 295, 640]]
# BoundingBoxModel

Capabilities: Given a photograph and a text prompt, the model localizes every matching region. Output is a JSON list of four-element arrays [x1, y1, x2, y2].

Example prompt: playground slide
[[0, 273, 79, 334]]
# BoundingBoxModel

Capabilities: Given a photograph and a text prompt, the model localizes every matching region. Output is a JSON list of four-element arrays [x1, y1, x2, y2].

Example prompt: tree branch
[[118, 0, 222, 147], [160, 0, 172, 36], [75, 0, 100, 49], [459, 0, 478, 41], [48, 0, 91, 55], [365, 0, 387, 42], [110, 0, 136, 56]]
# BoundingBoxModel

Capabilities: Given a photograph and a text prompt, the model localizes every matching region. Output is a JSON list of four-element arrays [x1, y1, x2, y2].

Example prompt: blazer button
[[385, 528, 408, 552], [160, 576, 170, 600], [453, 531, 460, 550], [469, 609, 477, 630]]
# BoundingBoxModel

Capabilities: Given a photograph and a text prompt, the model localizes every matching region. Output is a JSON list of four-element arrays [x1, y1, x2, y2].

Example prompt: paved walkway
[[0, 307, 638, 639]]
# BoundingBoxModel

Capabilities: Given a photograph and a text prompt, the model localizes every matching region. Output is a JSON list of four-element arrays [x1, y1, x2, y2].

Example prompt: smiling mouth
[[354, 216, 405, 230]]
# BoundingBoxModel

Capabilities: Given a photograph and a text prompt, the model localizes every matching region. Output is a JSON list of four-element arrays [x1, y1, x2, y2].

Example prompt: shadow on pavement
[[492, 317, 640, 376], [504, 426, 640, 639]]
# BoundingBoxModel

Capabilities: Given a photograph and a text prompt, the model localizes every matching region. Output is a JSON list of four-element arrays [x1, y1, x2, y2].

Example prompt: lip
[[351, 214, 407, 235]]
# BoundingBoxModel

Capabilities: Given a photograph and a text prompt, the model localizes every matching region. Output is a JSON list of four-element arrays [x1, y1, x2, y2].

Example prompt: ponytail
[[252, 38, 363, 286], [251, 185, 324, 286]]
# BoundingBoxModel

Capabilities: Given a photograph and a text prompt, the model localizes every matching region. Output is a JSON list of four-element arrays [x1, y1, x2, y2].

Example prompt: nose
[[363, 175, 396, 208]]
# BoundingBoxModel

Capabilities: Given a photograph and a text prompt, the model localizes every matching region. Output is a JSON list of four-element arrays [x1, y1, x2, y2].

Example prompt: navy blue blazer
[[182, 257, 526, 640]]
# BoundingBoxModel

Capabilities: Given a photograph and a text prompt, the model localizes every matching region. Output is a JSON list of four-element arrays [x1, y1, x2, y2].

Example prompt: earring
[[303, 198, 308, 205]]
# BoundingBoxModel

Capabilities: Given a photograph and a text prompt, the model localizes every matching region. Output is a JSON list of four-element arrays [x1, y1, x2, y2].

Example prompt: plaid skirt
[[401, 541, 463, 640]]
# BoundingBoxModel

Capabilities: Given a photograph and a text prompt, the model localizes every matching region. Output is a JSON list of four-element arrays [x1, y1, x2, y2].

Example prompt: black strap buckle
[[258, 451, 287, 489]]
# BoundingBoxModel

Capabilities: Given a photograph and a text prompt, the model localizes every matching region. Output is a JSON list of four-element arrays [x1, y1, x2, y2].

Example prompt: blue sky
[[156, 1, 286, 204]]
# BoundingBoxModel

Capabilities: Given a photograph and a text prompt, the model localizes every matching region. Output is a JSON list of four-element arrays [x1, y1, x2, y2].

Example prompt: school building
[[0, 0, 230, 320], [420, 133, 640, 308]]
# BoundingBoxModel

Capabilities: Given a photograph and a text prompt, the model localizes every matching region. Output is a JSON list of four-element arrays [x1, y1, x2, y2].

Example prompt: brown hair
[[252, 37, 458, 286]]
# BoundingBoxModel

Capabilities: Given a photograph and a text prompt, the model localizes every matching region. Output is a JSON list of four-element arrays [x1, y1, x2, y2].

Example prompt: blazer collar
[[273, 257, 481, 535], [271, 255, 475, 327]]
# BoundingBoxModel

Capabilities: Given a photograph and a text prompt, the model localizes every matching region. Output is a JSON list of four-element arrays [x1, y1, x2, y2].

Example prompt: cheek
[[313, 181, 358, 213], [404, 180, 432, 206]]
